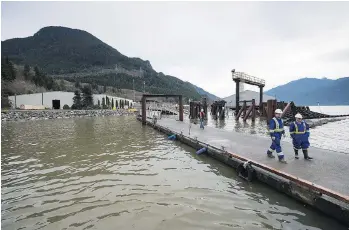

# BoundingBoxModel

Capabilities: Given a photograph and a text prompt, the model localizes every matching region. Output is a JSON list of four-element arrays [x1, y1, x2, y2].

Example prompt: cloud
[[1, 1, 349, 98], [319, 48, 349, 63]]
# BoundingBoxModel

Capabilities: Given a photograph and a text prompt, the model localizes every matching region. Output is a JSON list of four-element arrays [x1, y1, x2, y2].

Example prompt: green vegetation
[[72, 90, 82, 109], [102, 97, 106, 109], [1, 58, 15, 108], [1, 57, 16, 82], [71, 86, 93, 109], [81, 85, 93, 108], [32, 66, 61, 90], [1, 26, 202, 101], [63, 104, 70, 109], [1, 57, 63, 108]]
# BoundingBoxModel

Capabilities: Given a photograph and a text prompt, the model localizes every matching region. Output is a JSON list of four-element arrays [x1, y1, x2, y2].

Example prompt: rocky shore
[[1, 109, 136, 122]]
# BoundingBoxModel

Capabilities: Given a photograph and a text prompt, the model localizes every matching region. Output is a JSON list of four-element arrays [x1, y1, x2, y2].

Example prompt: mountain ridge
[[265, 77, 349, 105], [1, 26, 219, 101]]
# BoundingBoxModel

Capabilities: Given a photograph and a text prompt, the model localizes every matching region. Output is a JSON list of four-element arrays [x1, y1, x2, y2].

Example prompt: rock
[[1, 109, 137, 122]]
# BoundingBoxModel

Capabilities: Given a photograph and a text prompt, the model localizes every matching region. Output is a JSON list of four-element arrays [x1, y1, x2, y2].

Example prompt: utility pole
[[143, 81, 145, 93]]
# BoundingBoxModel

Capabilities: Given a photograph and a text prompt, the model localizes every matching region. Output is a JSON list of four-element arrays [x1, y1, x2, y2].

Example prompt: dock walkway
[[155, 118, 349, 196]]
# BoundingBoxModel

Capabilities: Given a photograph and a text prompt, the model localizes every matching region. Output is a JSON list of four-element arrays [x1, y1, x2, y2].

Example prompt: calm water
[[1, 116, 347, 230]]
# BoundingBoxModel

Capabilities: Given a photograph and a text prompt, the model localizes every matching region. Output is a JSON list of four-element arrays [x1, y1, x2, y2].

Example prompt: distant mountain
[[1, 26, 215, 101], [265, 77, 349, 105], [223, 90, 275, 108], [189, 84, 220, 101]]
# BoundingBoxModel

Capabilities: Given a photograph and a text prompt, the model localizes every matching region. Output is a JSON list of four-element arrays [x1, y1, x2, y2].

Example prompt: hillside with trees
[[1, 26, 218, 101], [1, 58, 63, 108]]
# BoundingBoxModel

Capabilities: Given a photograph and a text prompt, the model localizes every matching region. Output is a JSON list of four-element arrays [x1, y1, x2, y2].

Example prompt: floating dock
[[138, 116, 349, 226]]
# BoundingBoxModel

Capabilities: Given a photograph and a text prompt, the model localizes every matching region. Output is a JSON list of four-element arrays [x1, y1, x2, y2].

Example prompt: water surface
[[202, 107, 349, 154], [1, 116, 347, 229]]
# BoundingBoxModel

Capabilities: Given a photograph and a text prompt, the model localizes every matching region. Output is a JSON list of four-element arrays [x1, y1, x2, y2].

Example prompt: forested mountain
[[1, 26, 218, 101]]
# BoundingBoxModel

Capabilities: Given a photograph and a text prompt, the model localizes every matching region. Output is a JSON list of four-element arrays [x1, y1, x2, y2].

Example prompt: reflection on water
[[1, 116, 347, 230], [195, 111, 349, 154]]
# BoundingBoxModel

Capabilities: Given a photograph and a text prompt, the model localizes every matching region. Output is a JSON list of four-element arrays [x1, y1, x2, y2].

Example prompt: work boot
[[279, 158, 287, 164], [303, 149, 313, 160], [267, 151, 275, 158], [294, 149, 299, 159]]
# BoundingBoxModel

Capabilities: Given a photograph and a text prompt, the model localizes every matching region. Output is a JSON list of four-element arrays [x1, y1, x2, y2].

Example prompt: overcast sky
[[1, 1, 349, 98]]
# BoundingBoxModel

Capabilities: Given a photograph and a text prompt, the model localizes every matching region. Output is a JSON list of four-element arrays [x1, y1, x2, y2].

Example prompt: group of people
[[267, 109, 312, 163], [198, 108, 313, 163]]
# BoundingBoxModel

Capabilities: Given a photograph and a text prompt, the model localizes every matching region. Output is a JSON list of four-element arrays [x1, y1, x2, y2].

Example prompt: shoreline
[[1, 109, 136, 122]]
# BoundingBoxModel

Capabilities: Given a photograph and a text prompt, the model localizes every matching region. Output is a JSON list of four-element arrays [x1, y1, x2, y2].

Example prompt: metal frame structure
[[232, 70, 265, 115], [141, 94, 183, 125]]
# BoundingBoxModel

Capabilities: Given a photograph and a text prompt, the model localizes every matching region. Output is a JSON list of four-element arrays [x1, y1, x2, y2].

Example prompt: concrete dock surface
[[155, 118, 349, 196]]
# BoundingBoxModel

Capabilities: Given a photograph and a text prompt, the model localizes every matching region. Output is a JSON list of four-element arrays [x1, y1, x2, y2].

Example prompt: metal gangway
[[232, 71, 265, 86]]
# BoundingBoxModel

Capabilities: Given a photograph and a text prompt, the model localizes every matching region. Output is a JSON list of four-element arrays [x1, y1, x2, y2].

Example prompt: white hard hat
[[201, 109, 204, 112], [275, 109, 283, 114], [295, 113, 303, 119]]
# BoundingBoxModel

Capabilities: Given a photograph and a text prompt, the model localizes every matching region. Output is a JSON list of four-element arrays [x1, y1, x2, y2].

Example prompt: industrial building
[[8, 91, 133, 109]]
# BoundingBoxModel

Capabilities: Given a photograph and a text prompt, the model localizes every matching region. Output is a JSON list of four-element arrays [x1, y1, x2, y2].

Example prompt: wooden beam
[[281, 102, 291, 118], [243, 105, 253, 122], [236, 103, 246, 120]]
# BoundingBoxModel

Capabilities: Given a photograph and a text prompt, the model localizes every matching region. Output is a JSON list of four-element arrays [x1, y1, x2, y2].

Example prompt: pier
[[138, 95, 349, 225]]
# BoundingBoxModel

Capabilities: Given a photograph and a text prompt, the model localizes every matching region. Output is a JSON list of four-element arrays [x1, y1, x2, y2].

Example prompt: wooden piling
[[179, 95, 183, 121], [266, 100, 273, 122], [236, 103, 246, 120], [259, 86, 263, 114], [242, 101, 247, 118], [252, 99, 256, 121], [235, 80, 240, 114], [141, 96, 146, 125]]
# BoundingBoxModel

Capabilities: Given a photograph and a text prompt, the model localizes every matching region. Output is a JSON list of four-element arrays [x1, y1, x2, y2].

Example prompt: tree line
[[98, 96, 132, 110], [1, 57, 69, 108], [71, 85, 94, 109], [1, 56, 66, 91], [71, 86, 132, 110]]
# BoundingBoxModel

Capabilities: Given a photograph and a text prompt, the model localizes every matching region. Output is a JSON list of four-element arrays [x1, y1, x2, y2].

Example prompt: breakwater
[[1, 109, 135, 122], [304, 117, 348, 128]]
